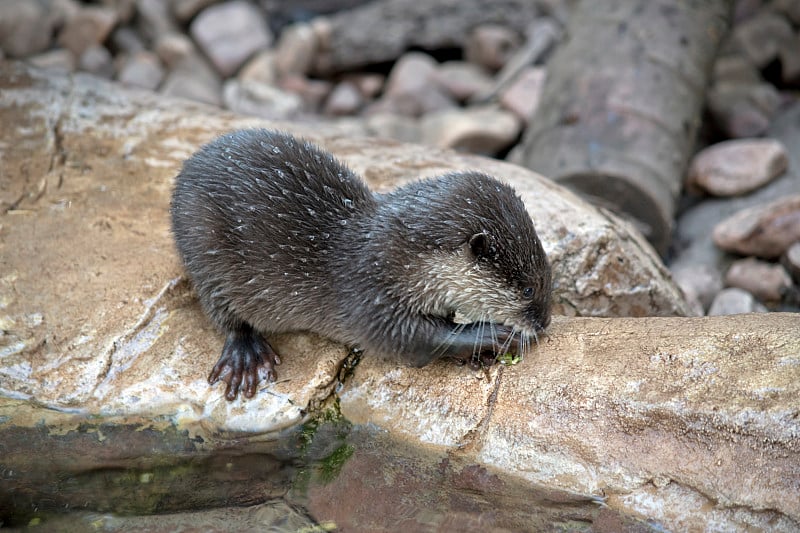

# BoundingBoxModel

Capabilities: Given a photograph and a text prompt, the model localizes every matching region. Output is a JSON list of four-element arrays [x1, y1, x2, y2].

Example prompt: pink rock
[[190, 0, 272, 77], [724, 257, 792, 302], [274, 22, 317, 76], [498, 66, 546, 123], [713, 195, 800, 259], [687, 138, 788, 196], [434, 61, 493, 102]]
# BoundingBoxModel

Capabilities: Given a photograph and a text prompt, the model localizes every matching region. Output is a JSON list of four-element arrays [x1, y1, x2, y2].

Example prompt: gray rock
[[670, 264, 724, 313], [712, 54, 762, 85], [117, 51, 165, 90], [433, 61, 494, 102], [26, 48, 77, 73], [778, 34, 800, 86], [160, 54, 222, 106], [420, 105, 522, 156], [375, 52, 456, 117], [0, 0, 73, 58], [725, 257, 792, 302], [109, 26, 146, 55], [190, 0, 273, 77], [774, 0, 800, 24], [274, 22, 317, 77], [498, 66, 546, 123], [464, 24, 521, 71], [323, 81, 364, 116], [686, 138, 788, 196], [171, 0, 218, 22], [136, 0, 179, 43], [78, 44, 114, 78], [222, 79, 302, 119], [732, 10, 794, 68], [238, 49, 278, 86], [707, 81, 780, 138], [58, 4, 118, 57], [708, 287, 768, 315], [154, 33, 195, 69], [713, 195, 800, 259]]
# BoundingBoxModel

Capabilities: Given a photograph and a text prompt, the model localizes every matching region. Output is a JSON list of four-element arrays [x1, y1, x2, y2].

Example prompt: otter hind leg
[[207, 324, 281, 401]]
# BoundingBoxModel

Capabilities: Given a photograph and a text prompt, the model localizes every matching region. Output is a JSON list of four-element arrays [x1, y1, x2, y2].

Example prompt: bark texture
[[511, 0, 733, 254]]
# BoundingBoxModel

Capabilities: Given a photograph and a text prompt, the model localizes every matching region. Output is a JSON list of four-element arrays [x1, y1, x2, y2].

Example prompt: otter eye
[[523, 287, 534, 299]]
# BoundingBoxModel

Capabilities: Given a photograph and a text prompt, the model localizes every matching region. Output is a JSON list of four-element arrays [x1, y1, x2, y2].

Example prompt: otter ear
[[469, 232, 491, 258]]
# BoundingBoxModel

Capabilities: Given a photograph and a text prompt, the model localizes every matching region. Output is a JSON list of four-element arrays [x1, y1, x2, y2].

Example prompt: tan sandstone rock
[[713, 195, 800, 259]]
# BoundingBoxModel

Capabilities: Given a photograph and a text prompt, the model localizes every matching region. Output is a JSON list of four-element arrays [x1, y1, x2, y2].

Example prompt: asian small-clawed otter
[[171, 129, 552, 400]]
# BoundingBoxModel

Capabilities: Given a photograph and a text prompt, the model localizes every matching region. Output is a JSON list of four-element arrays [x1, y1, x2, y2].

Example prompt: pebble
[[136, 0, 179, 43], [154, 33, 195, 69], [171, 0, 218, 22], [274, 22, 318, 76], [222, 79, 302, 119], [670, 264, 723, 313], [708, 288, 768, 315], [160, 55, 222, 106], [27, 48, 76, 73], [323, 81, 364, 116], [498, 66, 546, 123], [686, 138, 788, 196], [346, 73, 384, 100], [713, 195, 800, 259], [464, 24, 521, 71], [0, 0, 64, 58], [117, 51, 165, 90], [778, 35, 800, 86], [365, 112, 422, 144], [725, 257, 792, 302], [421, 105, 521, 156], [78, 44, 114, 78], [782, 242, 800, 284], [190, 0, 273, 77], [58, 5, 118, 57], [707, 81, 780, 138], [110, 27, 146, 56], [378, 52, 455, 117], [712, 55, 762, 85], [434, 61, 494, 102], [277, 74, 332, 112], [732, 11, 793, 68], [239, 50, 278, 86]]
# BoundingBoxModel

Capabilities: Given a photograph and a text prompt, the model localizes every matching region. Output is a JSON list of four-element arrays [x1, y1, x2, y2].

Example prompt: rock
[[117, 51, 165, 90], [783, 242, 800, 284], [376, 52, 456, 117], [472, 17, 561, 104], [277, 74, 332, 112], [222, 79, 303, 119], [464, 24, 522, 71], [239, 49, 278, 86], [345, 72, 384, 99], [686, 138, 788, 196], [311, 0, 541, 75], [773, 0, 800, 25], [498, 66, 546, 123], [323, 81, 364, 116], [707, 81, 781, 138], [0, 0, 73, 58], [421, 105, 522, 156], [708, 287, 768, 314], [778, 34, 800, 86], [713, 195, 800, 259], [78, 44, 114, 78], [365, 112, 422, 144], [57, 5, 118, 57], [160, 54, 222, 106], [433, 61, 494, 102], [670, 264, 724, 313], [26, 48, 77, 73], [712, 54, 762, 85], [725, 257, 792, 302], [190, 0, 273, 77], [274, 22, 318, 77], [732, 10, 794, 68], [154, 33, 195, 69], [109, 26, 146, 55], [136, 0, 179, 43], [171, 0, 218, 22]]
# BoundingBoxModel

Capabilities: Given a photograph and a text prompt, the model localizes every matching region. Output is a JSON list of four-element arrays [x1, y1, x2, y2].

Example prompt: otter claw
[[208, 326, 280, 401]]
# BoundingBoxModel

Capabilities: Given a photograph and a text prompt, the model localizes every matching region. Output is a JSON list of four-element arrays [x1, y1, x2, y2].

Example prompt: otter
[[171, 129, 552, 400]]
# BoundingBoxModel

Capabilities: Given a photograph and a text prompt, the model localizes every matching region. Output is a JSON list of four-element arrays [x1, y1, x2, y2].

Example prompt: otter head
[[391, 171, 553, 337]]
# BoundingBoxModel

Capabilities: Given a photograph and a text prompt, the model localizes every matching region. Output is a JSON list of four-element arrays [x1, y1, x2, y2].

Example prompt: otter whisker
[[431, 320, 469, 360]]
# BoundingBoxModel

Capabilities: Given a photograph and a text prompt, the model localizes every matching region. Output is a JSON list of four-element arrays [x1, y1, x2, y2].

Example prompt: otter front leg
[[208, 324, 281, 401], [403, 320, 521, 368]]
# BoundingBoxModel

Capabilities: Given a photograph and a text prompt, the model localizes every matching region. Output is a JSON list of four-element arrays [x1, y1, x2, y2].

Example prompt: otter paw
[[208, 327, 281, 401]]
